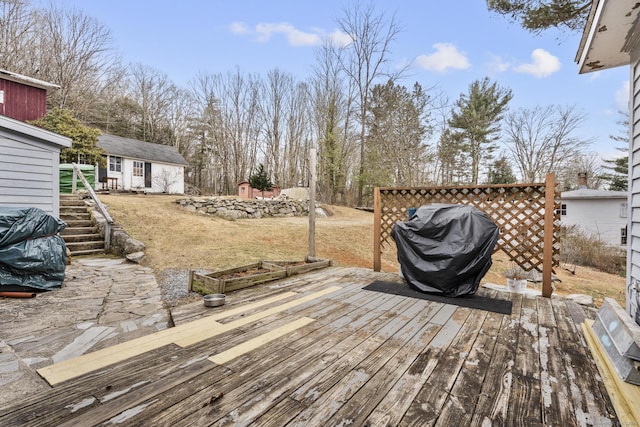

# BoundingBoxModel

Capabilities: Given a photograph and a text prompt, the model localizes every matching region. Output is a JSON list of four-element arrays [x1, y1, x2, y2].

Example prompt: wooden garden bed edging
[[189, 257, 332, 295], [271, 256, 332, 276]]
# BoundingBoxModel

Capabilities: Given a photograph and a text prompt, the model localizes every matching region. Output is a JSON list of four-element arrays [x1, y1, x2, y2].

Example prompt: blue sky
[[54, 0, 630, 161]]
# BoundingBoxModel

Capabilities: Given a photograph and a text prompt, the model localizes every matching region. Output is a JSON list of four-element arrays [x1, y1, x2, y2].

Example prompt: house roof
[[97, 134, 190, 167], [0, 68, 61, 91], [561, 188, 628, 199], [575, 0, 640, 73], [0, 114, 71, 148]]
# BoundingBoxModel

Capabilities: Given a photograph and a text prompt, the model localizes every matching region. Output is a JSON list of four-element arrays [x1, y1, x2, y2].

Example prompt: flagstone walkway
[[0, 258, 169, 405]]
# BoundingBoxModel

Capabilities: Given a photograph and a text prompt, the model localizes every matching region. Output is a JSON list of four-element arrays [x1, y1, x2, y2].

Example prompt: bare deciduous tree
[[311, 40, 355, 204], [34, 4, 120, 111], [503, 105, 592, 183], [128, 63, 178, 144], [0, 0, 36, 72], [336, 1, 404, 205]]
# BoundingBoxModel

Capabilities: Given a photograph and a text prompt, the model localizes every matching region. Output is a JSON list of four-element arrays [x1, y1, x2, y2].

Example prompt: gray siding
[[0, 133, 58, 216], [629, 46, 640, 317]]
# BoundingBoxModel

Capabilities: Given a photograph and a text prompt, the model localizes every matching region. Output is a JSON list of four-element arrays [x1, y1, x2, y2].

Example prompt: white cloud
[[253, 22, 321, 46], [485, 53, 510, 74], [416, 43, 470, 73], [229, 21, 249, 34], [230, 21, 353, 48], [615, 80, 630, 112], [328, 29, 352, 47], [514, 48, 560, 78]]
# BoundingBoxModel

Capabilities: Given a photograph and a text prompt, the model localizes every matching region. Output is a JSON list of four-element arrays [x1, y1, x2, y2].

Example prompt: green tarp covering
[[59, 164, 95, 194]]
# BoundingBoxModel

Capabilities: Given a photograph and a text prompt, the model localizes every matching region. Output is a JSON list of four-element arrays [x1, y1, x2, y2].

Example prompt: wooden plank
[[251, 397, 307, 427], [469, 292, 524, 426], [3, 357, 220, 427], [223, 269, 287, 292], [583, 320, 640, 427], [208, 317, 315, 365], [565, 299, 588, 326], [327, 315, 444, 425], [173, 286, 341, 347], [228, 296, 428, 425], [50, 288, 360, 423], [191, 272, 222, 294], [36, 289, 335, 385], [150, 294, 418, 425], [398, 308, 480, 426], [550, 296, 580, 344], [561, 338, 621, 425], [514, 294, 541, 379], [432, 310, 503, 427], [537, 296, 574, 426]]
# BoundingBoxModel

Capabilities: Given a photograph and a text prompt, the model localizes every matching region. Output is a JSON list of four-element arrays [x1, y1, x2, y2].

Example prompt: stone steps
[[59, 195, 105, 257]]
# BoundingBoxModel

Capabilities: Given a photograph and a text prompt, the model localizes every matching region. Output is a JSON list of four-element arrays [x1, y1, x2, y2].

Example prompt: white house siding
[[628, 46, 640, 319], [106, 158, 184, 194], [0, 126, 67, 217], [151, 163, 184, 194], [561, 197, 628, 246]]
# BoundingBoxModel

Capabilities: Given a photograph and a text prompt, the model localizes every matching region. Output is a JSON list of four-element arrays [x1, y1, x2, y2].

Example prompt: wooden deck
[[0, 267, 619, 426]]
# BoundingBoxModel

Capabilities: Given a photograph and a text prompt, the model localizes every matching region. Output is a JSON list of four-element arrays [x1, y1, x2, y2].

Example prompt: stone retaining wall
[[176, 196, 310, 220]]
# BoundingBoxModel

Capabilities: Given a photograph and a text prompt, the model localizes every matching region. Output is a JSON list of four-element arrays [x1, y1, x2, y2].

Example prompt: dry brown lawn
[[101, 194, 626, 307]]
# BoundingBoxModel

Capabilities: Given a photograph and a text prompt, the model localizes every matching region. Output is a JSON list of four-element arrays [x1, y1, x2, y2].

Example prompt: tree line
[[1, 0, 627, 206]]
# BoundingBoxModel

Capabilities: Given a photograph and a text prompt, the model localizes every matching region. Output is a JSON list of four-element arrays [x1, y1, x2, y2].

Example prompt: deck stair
[[59, 194, 105, 256]]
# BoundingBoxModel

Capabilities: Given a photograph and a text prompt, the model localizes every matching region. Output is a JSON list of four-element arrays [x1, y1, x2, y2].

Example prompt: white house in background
[[0, 115, 71, 217], [576, 0, 639, 318], [560, 188, 628, 247], [96, 134, 189, 194]]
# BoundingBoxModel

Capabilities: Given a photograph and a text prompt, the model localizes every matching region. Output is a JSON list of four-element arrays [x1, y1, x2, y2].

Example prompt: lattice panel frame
[[374, 180, 560, 275]]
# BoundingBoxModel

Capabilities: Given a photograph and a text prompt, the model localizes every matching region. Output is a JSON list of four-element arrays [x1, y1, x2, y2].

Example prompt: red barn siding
[[0, 79, 47, 121]]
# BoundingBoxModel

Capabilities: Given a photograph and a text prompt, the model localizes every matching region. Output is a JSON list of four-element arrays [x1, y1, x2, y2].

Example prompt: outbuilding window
[[621, 202, 628, 218], [109, 156, 122, 172], [133, 161, 143, 177], [622, 226, 628, 245]]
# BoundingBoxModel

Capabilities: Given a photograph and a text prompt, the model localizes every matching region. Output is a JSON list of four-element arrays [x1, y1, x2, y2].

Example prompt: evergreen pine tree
[[249, 164, 273, 198]]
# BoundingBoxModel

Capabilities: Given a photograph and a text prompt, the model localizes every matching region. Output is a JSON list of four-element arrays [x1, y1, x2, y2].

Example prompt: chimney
[[578, 172, 588, 189]]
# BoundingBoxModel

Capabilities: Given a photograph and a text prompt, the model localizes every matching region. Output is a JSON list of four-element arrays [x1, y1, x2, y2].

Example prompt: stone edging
[[175, 196, 310, 220], [86, 200, 146, 263]]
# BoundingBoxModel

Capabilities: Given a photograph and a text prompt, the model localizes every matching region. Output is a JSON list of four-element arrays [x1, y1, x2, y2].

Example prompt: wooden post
[[71, 167, 77, 194], [373, 187, 382, 271], [308, 148, 316, 258], [542, 173, 555, 298]]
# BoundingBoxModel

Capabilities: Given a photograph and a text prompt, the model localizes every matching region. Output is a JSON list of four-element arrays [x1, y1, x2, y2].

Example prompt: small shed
[[0, 115, 71, 218], [0, 68, 60, 122], [97, 134, 189, 194], [238, 181, 281, 199]]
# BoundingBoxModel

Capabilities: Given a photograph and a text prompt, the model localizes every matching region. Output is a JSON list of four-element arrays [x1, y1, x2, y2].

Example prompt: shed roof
[[0, 68, 61, 91], [561, 188, 628, 199], [97, 134, 189, 167], [0, 114, 71, 148], [575, 0, 640, 73]]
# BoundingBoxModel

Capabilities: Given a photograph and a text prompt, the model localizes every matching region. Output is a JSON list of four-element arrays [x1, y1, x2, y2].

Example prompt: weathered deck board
[[0, 267, 622, 426]]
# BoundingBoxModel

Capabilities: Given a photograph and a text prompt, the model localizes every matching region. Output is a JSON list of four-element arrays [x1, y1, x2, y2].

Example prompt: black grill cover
[[0, 207, 67, 291], [392, 204, 499, 297]]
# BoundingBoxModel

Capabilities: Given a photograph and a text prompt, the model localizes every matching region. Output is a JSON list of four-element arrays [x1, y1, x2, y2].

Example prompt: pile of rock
[[176, 196, 310, 220]]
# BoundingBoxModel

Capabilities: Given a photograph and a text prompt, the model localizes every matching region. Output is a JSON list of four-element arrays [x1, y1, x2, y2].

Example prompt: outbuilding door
[[144, 162, 152, 188]]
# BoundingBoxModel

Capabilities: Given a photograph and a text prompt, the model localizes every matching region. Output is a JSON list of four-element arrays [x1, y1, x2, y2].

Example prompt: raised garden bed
[[189, 257, 332, 295]]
